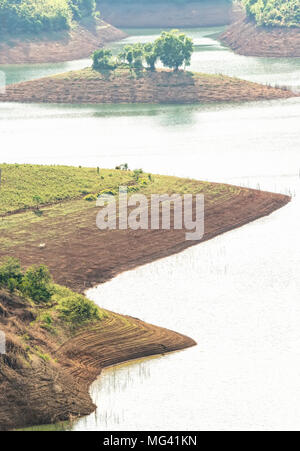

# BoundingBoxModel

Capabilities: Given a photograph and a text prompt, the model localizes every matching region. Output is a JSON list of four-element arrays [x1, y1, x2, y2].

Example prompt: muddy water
[[1, 28, 300, 431]]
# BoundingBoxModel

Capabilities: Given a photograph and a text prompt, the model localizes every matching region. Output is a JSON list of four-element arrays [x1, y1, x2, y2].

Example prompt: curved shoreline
[[57, 311, 196, 391]]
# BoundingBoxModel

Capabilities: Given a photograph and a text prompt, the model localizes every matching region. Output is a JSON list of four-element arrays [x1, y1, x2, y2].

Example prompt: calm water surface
[[1, 28, 300, 431]]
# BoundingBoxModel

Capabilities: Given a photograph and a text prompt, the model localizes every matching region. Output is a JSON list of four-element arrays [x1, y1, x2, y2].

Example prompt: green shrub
[[41, 313, 53, 325], [83, 193, 97, 201], [20, 265, 53, 303], [0, 257, 23, 289], [92, 49, 116, 71], [58, 294, 100, 325], [127, 186, 140, 193], [133, 169, 144, 181], [68, 0, 96, 20], [99, 189, 117, 196]]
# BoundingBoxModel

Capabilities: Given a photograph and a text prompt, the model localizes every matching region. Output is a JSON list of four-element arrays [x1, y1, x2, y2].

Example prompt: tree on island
[[155, 30, 194, 71], [118, 43, 145, 71], [91, 30, 194, 74], [143, 42, 159, 71], [92, 49, 116, 71]]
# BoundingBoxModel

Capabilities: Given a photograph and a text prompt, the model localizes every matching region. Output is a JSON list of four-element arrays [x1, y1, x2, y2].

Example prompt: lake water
[[1, 27, 300, 431]]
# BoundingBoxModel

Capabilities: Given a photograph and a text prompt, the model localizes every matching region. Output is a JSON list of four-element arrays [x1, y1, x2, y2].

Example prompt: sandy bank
[[0, 69, 296, 104], [0, 19, 126, 65], [221, 18, 300, 57]]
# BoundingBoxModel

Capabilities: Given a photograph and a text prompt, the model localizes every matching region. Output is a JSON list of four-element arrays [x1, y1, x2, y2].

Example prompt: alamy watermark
[[0, 331, 6, 355], [0, 71, 6, 95], [96, 187, 204, 241]]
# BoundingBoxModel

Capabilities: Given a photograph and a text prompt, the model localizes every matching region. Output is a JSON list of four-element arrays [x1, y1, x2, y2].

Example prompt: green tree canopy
[[154, 30, 194, 71], [92, 30, 194, 73], [243, 0, 300, 27], [21, 265, 53, 303], [0, 0, 97, 35], [143, 42, 159, 71], [92, 48, 116, 71]]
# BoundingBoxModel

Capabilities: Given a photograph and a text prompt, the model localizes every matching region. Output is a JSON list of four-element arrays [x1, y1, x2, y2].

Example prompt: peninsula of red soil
[[0, 19, 126, 65], [0, 173, 291, 431], [0, 69, 297, 104]]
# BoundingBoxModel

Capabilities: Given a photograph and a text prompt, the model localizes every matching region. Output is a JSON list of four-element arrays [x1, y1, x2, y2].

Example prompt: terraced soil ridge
[[0, 292, 195, 431], [221, 18, 300, 57], [0, 69, 297, 104], [57, 312, 195, 385], [0, 20, 126, 65]]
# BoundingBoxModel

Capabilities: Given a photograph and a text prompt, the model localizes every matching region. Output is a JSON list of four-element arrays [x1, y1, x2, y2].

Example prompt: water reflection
[[74, 358, 161, 431]]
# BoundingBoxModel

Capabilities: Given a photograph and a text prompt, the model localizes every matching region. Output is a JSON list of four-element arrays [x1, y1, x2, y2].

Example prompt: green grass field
[[0, 163, 240, 216], [0, 164, 134, 215]]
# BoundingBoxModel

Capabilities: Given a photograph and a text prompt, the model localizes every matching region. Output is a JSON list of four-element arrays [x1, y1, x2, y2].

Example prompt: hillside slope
[[221, 17, 300, 57], [0, 19, 126, 64], [96, 0, 233, 27]]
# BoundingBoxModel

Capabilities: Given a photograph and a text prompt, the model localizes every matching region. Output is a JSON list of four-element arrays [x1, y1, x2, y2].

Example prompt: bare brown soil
[[0, 69, 296, 104], [0, 20, 126, 65], [0, 182, 291, 430], [97, 0, 232, 27], [0, 291, 194, 431], [1, 188, 291, 293], [221, 18, 300, 57]]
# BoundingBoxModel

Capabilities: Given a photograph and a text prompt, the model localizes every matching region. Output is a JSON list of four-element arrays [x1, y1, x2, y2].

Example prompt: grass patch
[[0, 164, 134, 216]]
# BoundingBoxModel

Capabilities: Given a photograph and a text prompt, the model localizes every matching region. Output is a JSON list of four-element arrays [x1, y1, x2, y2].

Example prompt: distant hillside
[[221, 1, 300, 57], [0, 0, 98, 36], [0, 1, 126, 64], [96, 0, 233, 27]]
